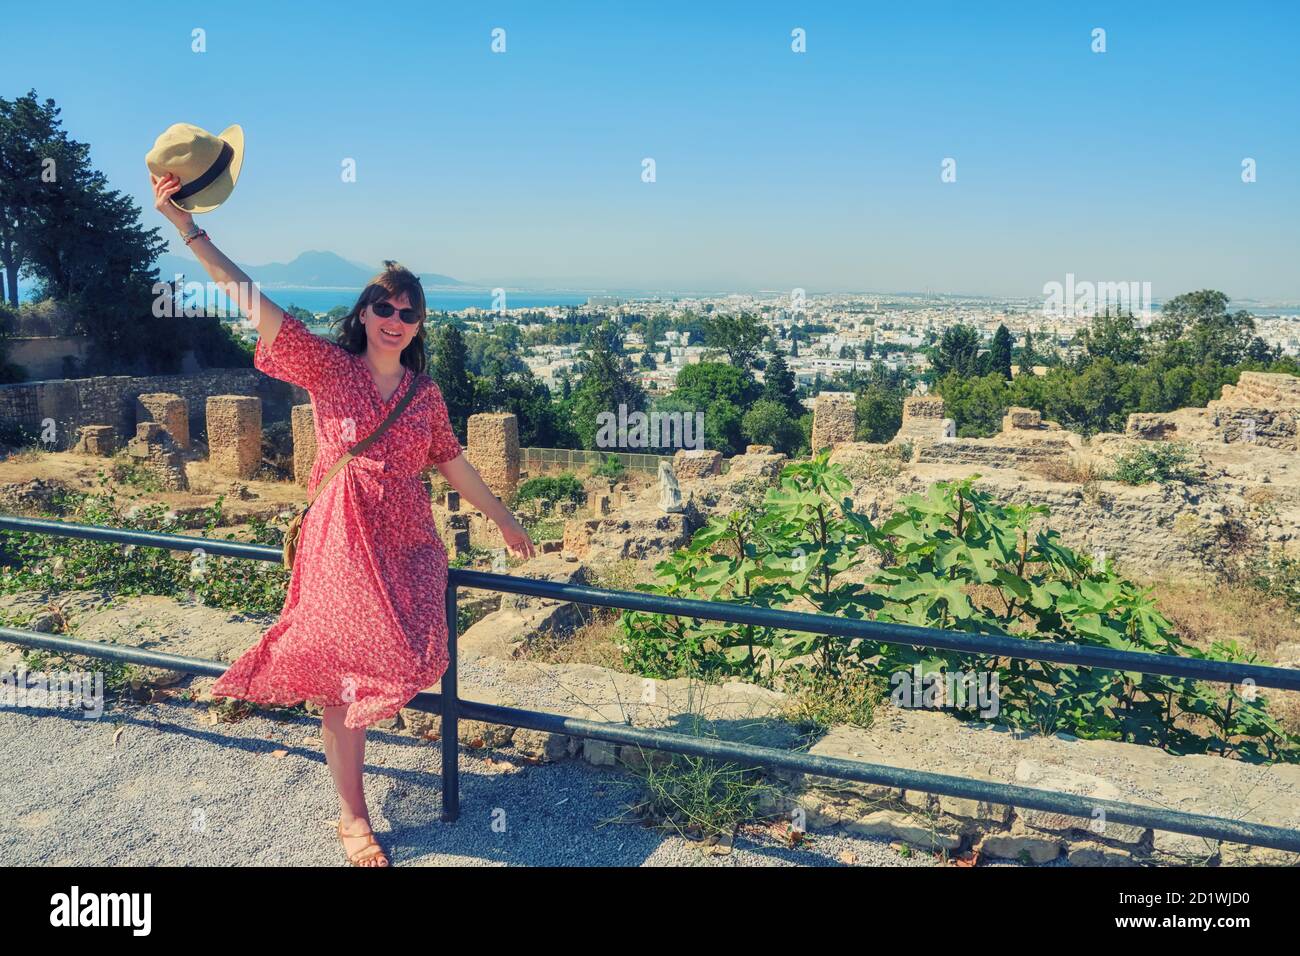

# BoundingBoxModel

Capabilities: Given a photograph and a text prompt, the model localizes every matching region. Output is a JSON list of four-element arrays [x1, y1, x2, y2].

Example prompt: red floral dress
[[211, 311, 464, 729]]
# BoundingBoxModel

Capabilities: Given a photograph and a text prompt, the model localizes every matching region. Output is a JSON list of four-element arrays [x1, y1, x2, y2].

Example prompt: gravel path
[[0, 686, 948, 867]]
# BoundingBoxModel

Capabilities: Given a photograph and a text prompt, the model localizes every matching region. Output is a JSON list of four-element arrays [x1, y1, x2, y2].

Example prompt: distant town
[[260, 289, 1300, 409]]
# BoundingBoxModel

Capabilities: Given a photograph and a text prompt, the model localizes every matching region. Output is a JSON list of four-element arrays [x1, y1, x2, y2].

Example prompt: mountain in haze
[[155, 249, 463, 288]]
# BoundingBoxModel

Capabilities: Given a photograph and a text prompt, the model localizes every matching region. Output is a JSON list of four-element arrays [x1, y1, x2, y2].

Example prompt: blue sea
[[215, 287, 597, 314], [14, 280, 628, 314]]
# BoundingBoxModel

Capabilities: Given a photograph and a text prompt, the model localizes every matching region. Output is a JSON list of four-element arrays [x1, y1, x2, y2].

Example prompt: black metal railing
[[2, 514, 1300, 855]]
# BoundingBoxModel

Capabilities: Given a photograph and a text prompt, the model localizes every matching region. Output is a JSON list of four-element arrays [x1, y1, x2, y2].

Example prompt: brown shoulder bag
[[282, 375, 419, 571]]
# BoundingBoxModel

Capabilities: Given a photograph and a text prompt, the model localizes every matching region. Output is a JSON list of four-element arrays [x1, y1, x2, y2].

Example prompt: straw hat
[[145, 122, 244, 214]]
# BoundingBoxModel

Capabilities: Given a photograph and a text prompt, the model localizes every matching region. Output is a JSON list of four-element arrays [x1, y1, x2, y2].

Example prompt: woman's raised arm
[[151, 171, 286, 347]]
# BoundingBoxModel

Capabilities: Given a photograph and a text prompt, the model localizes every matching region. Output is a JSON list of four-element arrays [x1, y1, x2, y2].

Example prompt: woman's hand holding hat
[[151, 173, 195, 231]]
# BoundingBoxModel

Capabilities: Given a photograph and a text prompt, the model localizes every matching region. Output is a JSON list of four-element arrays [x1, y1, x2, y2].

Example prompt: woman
[[151, 172, 535, 867]]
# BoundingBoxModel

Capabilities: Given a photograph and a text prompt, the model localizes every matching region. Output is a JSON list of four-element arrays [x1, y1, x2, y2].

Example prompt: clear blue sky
[[4, 0, 1297, 299]]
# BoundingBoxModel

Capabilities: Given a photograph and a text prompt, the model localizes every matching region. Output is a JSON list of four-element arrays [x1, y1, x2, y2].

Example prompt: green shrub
[[514, 473, 585, 506], [1108, 442, 1200, 485], [619, 452, 1297, 762], [1250, 553, 1300, 612], [594, 454, 625, 480]]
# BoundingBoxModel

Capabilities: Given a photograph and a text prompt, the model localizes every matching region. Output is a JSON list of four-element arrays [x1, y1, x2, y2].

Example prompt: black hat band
[[173, 141, 234, 200]]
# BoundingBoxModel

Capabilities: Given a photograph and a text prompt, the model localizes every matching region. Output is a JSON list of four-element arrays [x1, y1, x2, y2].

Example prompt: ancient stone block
[[978, 830, 1062, 863], [673, 448, 723, 481], [811, 391, 856, 452], [895, 395, 949, 445], [562, 517, 601, 558], [1220, 371, 1300, 408], [1213, 406, 1297, 451], [75, 424, 117, 456], [915, 438, 1075, 468], [842, 809, 963, 851], [1125, 413, 1177, 440], [902, 395, 945, 421], [466, 412, 520, 501], [206, 395, 262, 479], [135, 392, 190, 450], [1002, 406, 1042, 431], [126, 421, 188, 490]]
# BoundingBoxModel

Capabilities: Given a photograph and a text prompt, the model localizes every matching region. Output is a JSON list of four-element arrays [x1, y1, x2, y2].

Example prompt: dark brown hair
[[335, 260, 428, 374]]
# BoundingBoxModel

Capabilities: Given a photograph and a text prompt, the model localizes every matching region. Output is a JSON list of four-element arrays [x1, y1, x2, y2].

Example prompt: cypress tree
[[429, 323, 474, 437]]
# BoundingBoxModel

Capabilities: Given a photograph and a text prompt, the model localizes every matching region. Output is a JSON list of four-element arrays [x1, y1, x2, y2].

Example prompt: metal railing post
[[440, 581, 460, 822]]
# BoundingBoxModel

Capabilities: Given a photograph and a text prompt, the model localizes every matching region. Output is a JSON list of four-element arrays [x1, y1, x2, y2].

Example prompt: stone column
[[206, 395, 262, 479], [466, 412, 520, 501], [811, 392, 856, 452]]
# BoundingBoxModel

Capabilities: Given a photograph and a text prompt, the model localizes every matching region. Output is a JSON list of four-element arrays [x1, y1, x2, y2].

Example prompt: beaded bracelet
[[183, 228, 209, 246]]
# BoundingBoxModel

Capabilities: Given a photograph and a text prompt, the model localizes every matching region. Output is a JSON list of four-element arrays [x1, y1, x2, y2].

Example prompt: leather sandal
[[337, 820, 390, 867]]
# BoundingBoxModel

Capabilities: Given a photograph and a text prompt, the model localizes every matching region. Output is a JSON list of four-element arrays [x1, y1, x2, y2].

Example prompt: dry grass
[[1025, 456, 1103, 483], [517, 615, 626, 669], [2, 445, 48, 465], [1149, 577, 1300, 740], [1149, 578, 1299, 661]]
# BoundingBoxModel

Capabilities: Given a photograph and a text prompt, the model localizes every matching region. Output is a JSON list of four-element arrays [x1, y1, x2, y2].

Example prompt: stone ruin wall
[[1207, 371, 1299, 451], [0, 369, 302, 451], [812, 374, 1300, 582]]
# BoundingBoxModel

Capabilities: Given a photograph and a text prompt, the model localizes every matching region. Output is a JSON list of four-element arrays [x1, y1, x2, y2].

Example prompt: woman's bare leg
[[322, 704, 389, 866]]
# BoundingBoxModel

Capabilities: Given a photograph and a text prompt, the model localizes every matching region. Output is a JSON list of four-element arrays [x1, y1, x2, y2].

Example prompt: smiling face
[[359, 290, 422, 354]]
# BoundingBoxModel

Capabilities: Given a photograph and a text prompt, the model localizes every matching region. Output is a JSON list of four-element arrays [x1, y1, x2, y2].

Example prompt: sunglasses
[[369, 300, 422, 324]]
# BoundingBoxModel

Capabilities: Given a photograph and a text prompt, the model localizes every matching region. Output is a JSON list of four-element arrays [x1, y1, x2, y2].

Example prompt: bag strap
[[303, 373, 419, 511]]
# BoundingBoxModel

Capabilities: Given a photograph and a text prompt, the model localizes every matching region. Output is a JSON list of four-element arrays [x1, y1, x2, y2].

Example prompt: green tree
[[3, 91, 169, 369], [705, 398, 745, 455], [700, 311, 767, 372], [989, 324, 1013, 380], [471, 367, 573, 448], [931, 324, 983, 378], [760, 344, 801, 417], [741, 399, 803, 455], [1076, 309, 1146, 365], [571, 321, 646, 449], [673, 361, 759, 411], [0, 90, 64, 306], [854, 383, 904, 443], [1017, 328, 1036, 375], [1160, 291, 1263, 367], [429, 323, 474, 436]]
